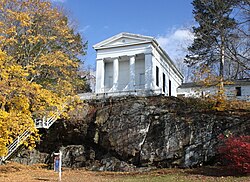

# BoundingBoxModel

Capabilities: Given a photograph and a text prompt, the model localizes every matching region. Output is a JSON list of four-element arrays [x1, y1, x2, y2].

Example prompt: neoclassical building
[[93, 32, 184, 97]]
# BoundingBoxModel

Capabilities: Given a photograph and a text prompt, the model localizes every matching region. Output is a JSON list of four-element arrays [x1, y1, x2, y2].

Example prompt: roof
[[179, 79, 250, 89], [93, 32, 154, 50]]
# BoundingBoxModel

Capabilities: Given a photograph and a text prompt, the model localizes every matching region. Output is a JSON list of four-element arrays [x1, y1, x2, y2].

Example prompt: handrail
[[1, 105, 65, 163]]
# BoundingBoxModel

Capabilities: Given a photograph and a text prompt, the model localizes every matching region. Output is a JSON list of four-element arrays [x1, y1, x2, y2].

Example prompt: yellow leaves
[[193, 65, 228, 111], [49, 36, 57, 41], [0, 35, 5, 42], [6, 26, 16, 35], [5, 7, 30, 27], [0, 138, 8, 156], [16, 12, 31, 27], [0, 0, 86, 157], [8, 95, 30, 113], [1, 64, 29, 80], [0, 50, 7, 61], [0, 108, 36, 156], [68, 39, 75, 44], [38, 51, 77, 69], [28, 35, 42, 44], [36, 1, 51, 10]]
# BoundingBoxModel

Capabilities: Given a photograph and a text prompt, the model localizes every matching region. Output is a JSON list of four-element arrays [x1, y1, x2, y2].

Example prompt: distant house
[[93, 32, 184, 97], [177, 79, 250, 102]]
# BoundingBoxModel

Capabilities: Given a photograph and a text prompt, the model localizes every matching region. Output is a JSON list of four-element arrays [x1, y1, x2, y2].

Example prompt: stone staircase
[[0, 107, 64, 163]]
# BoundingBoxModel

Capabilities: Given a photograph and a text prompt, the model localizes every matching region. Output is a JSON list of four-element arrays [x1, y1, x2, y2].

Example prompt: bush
[[218, 135, 250, 174]]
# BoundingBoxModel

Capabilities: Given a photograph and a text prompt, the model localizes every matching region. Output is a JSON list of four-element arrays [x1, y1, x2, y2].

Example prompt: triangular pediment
[[93, 32, 154, 50]]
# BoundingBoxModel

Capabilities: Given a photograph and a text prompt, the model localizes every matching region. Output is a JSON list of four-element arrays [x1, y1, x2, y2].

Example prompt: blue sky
[[51, 0, 194, 69]]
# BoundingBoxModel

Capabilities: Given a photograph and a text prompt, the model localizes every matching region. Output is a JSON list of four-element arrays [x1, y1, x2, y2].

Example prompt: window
[[163, 73, 166, 93], [156, 66, 159, 87], [236, 87, 241, 96], [169, 79, 171, 96], [139, 73, 145, 85]]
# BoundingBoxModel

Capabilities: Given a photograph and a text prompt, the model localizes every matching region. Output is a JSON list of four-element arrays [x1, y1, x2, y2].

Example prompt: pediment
[[93, 32, 153, 50]]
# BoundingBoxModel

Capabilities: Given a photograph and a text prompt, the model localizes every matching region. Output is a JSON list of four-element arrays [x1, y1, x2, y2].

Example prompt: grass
[[0, 162, 249, 182]]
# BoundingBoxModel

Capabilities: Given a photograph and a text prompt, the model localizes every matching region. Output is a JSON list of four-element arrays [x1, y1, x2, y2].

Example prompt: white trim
[[93, 32, 154, 50]]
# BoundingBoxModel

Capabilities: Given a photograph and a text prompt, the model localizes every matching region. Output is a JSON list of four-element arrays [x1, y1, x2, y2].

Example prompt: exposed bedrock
[[13, 96, 250, 171]]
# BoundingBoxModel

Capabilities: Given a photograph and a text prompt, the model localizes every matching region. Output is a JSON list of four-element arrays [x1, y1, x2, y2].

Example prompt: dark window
[[163, 73, 166, 93], [156, 66, 159, 86], [236, 87, 241, 96], [169, 79, 171, 96]]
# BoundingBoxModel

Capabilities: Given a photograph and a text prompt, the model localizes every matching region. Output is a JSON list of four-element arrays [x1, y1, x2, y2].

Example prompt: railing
[[0, 106, 64, 163], [79, 87, 163, 100], [1, 130, 31, 162], [35, 109, 63, 129]]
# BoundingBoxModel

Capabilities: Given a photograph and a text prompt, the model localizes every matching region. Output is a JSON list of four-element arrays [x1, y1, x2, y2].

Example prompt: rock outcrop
[[13, 96, 250, 171]]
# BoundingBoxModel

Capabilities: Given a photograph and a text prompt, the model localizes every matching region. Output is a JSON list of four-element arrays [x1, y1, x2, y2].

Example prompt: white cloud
[[79, 25, 90, 33], [156, 28, 194, 60], [156, 28, 195, 82]]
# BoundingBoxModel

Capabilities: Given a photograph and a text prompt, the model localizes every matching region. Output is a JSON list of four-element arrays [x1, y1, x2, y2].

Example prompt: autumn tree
[[186, 0, 239, 78], [0, 0, 86, 156]]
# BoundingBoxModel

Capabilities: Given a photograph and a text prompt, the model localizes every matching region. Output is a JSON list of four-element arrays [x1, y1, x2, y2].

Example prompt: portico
[[93, 32, 184, 97], [96, 53, 152, 93]]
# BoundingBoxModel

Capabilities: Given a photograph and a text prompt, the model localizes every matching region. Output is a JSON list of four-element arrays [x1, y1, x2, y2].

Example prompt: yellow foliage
[[0, 0, 86, 156], [0, 50, 7, 61], [193, 65, 228, 111]]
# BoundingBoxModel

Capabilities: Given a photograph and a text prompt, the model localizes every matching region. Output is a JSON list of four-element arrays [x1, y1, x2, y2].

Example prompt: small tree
[[218, 134, 250, 174]]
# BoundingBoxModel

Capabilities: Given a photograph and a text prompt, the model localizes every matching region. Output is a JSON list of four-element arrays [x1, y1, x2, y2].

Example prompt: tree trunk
[[220, 34, 225, 79], [215, 33, 226, 110]]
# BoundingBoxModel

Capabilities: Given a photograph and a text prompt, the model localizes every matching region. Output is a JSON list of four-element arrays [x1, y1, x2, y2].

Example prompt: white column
[[129, 56, 135, 90], [113, 58, 119, 91], [145, 53, 152, 90], [95, 59, 105, 93]]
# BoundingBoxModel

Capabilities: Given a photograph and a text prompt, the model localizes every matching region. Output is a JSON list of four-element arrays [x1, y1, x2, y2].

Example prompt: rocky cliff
[[13, 96, 250, 171]]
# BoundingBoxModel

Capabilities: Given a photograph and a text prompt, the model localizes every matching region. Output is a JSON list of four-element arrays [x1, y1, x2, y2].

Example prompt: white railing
[[35, 109, 63, 129], [79, 87, 163, 100], [0, 107, 64, 163], [1, 130, 31, 162]]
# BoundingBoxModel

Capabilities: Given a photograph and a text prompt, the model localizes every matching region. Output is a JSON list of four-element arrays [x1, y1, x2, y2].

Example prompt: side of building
[[177, 79, 250, 101]]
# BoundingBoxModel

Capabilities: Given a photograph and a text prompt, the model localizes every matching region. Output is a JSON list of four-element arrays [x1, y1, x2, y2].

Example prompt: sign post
[[54, 151, 62, 181]]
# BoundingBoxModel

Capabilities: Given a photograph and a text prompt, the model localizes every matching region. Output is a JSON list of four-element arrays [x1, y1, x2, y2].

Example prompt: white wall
[[177, 84, 250, 101], [225, 85, 250, 101], [104, 62, 113, 90], [118, 60, 129, 90], [151, 46, 183, 96], [135, 57, 145, 89]]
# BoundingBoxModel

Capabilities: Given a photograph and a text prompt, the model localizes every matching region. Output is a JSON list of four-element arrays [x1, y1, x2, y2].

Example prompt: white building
[[177, 79, 250, 102], [93, 32, 184, 97]]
